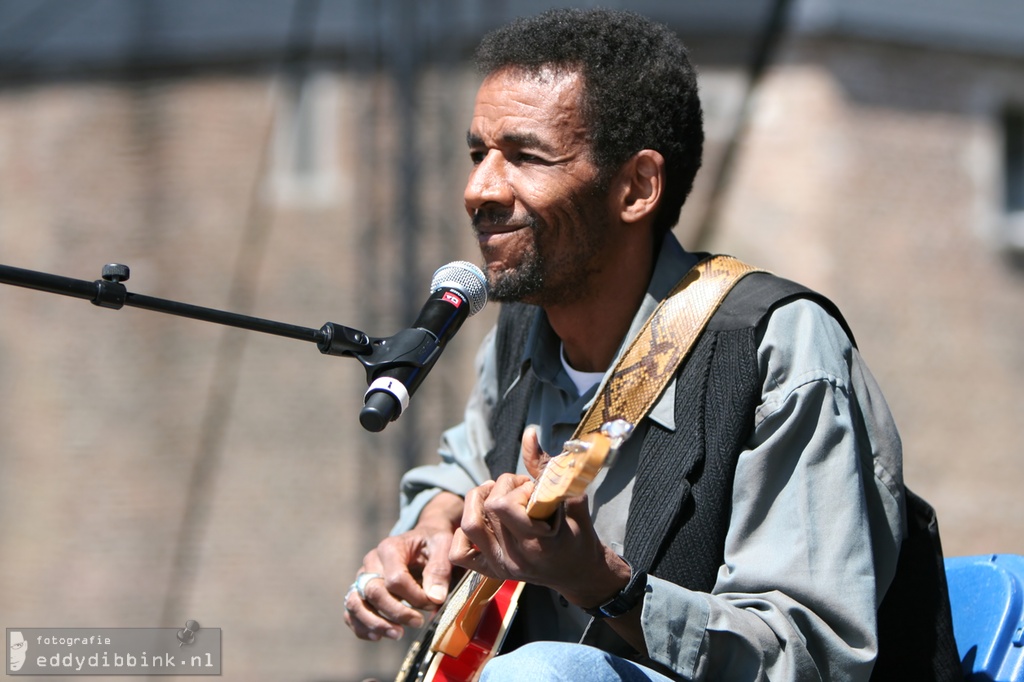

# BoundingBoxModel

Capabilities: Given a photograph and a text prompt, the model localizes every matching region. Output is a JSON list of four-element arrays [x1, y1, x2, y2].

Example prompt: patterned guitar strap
[[571, 254, 764, 440]]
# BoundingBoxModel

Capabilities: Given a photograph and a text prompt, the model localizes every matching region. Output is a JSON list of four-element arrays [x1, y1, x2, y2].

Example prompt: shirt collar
[[515, 232, 700, 430]]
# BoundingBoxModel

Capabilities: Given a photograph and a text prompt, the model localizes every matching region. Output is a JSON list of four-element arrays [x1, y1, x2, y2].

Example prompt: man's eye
[[512, 152, 546, 165], [469, 151, 486, 165]]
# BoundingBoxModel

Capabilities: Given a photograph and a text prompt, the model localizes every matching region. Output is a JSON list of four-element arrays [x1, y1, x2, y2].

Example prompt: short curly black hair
[[475, 8, 703, 238]]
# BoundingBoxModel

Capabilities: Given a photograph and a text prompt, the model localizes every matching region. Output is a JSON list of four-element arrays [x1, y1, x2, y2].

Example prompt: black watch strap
[[582, 556, 648, 619]]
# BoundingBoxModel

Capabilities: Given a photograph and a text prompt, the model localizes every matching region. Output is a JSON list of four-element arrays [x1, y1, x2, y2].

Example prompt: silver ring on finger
[[344, 585, 359, 613], [354, 572, 384, 601]]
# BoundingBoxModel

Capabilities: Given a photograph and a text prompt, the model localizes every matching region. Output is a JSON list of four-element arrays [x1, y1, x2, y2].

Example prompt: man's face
[[464, 67, 614, 305], [9, 631, 26, 671]]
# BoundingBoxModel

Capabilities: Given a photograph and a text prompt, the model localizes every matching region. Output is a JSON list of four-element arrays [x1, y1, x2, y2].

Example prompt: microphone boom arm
[[0, 261, 423, 369], [1, 259, 484, 432]]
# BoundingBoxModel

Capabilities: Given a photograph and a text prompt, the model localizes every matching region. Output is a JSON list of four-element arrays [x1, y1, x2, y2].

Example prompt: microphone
[[359, 261, 488, 432]]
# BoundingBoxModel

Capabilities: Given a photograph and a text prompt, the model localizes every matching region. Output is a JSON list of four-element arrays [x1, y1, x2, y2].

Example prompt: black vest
[[485, 272, 961, 681]]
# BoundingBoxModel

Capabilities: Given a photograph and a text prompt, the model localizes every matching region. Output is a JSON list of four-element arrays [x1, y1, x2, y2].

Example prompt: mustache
[[471, 208, 539, 230]]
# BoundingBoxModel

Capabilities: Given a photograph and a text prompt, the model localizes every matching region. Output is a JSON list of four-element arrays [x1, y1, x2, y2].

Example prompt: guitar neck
[[525, 435, 609, 518]]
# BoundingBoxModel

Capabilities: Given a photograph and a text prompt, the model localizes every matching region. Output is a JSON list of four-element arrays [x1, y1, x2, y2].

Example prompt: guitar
[[395, 420, 633, 682]]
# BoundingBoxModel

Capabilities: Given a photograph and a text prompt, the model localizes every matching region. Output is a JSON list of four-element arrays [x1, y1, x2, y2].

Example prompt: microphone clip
[[316, 323, 441, 384]]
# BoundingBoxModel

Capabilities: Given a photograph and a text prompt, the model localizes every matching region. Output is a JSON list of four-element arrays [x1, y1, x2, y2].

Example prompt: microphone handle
[[356, 287, 472, 432], [360, 391, 403, 432]]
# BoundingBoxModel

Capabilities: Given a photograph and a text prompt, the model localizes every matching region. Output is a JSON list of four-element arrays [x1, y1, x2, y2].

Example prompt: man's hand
[[344, 491, 463, 641], [448, 429, 629, 610], [447, 429, 648, 655]]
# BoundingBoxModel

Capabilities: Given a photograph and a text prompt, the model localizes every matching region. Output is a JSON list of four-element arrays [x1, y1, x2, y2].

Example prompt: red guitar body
[[424, 580, 523, 682]]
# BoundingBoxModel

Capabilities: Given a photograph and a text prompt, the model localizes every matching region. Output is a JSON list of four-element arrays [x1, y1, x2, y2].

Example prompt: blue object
[[945, 554, 1024, 681]]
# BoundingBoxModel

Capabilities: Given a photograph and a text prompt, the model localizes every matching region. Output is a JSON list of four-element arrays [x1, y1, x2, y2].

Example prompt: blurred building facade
[[0, 1, 1022, 680]]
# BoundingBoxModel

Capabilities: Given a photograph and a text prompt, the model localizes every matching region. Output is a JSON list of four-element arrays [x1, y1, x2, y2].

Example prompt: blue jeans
[[480, 642, 677, 682]]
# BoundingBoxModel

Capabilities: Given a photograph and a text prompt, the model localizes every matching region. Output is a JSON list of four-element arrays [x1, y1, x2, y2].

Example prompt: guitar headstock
[[525, 420, 633, 519]]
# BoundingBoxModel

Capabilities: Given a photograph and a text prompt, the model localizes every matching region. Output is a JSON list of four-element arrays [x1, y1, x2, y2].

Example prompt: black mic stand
[[0, 262, 446, 431]]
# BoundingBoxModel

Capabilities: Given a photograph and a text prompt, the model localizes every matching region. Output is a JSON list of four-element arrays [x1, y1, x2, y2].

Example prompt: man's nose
[[465, 150, 513, 210]]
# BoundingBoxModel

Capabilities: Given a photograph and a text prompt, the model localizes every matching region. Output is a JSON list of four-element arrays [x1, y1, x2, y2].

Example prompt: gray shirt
[[392, 234, 905, 681]]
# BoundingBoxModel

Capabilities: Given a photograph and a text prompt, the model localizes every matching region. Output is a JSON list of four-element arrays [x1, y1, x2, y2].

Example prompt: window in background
[[269, 69, 339, 207], [1003, 107, 1024, 248]]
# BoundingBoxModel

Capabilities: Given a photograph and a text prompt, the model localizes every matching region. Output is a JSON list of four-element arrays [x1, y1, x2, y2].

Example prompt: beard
[[474, 200, 611, 306], [483, 232, 547, 303]]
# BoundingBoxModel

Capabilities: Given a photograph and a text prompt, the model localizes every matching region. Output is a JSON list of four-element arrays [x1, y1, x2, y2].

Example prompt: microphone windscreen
[[430, 261, 487, 316]]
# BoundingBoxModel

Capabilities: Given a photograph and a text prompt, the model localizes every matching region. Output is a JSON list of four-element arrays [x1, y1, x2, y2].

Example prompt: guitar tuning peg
[[601, 420, 634, 448], [563, 439, 592, 454]]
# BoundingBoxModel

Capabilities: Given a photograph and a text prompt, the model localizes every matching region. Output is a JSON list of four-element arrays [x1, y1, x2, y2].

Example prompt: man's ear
[[616, 149, 665, 225]]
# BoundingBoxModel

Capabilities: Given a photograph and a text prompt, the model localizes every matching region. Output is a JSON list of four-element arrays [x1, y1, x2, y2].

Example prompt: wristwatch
[[582, 556, 648, 619]]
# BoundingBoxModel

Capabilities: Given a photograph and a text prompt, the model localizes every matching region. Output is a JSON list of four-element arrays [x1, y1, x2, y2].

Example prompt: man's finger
[[449, 528, 488, 572], [420, 531, 455, 604], [365, 576, 426, 628], [459, 482, 497, 550], [521, 425, 550, 480], [484, 475, 550, 541], [343, 586, 408, 641], [374, 535, 437, 608]]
